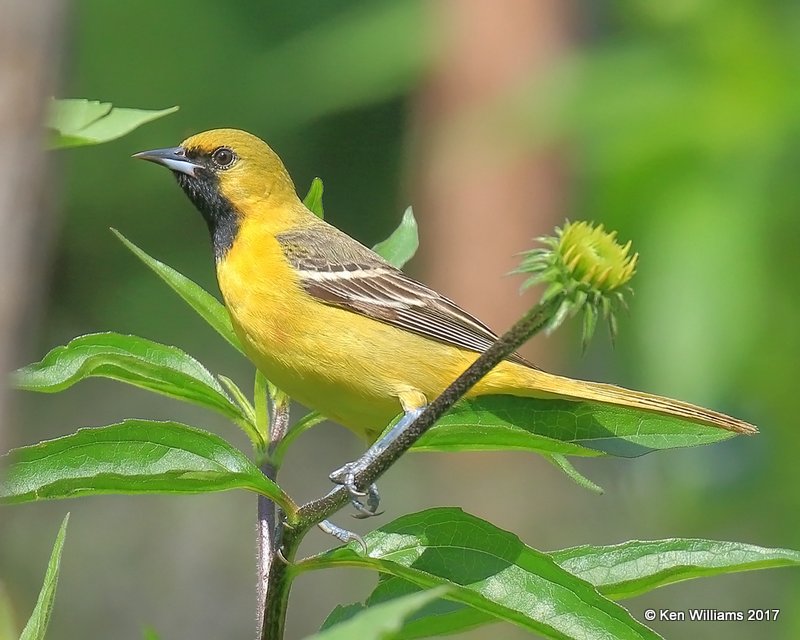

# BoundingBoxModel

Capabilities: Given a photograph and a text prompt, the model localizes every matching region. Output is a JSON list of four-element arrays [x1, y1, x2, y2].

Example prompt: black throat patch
[[175, 169, 240, 261]]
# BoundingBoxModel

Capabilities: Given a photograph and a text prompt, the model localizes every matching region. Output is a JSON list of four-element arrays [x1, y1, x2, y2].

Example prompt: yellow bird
[[135, 129, 756, 511]]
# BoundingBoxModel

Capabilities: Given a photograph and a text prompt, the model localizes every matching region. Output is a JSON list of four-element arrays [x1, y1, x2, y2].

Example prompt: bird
[[134, 128, 757, 514]]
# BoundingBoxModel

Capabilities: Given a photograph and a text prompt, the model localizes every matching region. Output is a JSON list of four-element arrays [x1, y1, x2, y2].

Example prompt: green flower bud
[[515, 221, 638, 348]]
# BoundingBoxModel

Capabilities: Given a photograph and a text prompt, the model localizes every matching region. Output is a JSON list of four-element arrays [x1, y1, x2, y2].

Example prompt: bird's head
[[134, 129, 298, 258]]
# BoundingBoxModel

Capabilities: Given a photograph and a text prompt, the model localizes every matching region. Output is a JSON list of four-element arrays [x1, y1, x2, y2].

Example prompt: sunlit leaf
[[299, 508, 659, 640], [412, 395, 736, 459], [113, 229, 244, 354], [303, 177, 325, 219], [13, 333, 256, 439], [0, 420, 293, 513], [551, 538, 800, 600], [48, 99, 178, 149], [330, 535, 800, 638], [372, 207, 419, 268], [218, 375, 257, 426]]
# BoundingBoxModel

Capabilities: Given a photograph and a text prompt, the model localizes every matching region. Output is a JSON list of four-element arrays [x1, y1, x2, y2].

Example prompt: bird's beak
[[133, 146, 202, 177]]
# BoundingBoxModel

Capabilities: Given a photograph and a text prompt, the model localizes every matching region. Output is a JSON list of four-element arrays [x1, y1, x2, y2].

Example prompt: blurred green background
[[3, 1, 800, 638]]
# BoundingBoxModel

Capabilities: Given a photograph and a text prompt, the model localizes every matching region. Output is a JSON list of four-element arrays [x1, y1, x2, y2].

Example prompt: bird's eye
[[211, 147, 236, 169]]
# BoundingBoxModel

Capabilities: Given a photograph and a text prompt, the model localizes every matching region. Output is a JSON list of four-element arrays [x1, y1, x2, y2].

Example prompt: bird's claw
[[275, 546, 290, 565], [273, 510, 294, 564], [318, 520, 368, 554], [329, 462, 367, 496], [351, 483, 383, 519], [330, 462, 383, 517]]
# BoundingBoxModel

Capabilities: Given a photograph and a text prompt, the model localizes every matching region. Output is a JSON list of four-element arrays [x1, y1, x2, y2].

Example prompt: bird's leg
[[329, 407, 424, 516]]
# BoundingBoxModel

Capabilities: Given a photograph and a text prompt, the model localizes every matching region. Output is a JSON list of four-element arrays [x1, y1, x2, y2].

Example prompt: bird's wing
[[276, 224, 534, 367]]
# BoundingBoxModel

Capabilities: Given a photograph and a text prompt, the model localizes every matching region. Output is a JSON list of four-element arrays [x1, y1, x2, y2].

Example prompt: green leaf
[[13, 332, 256, 440], [412, 395, 735, 459], [309, 588, 447, 640], [218, 375, 257, 426], [47, 99, 178, 149], [254, 370, 270, 446], [0, 420, 294, 513], [142, 628, 161, 640], [322, 576, 490, 640], [372, 207, 419, 268], [551, 538, 800, 600], [547, 454, 604, 494], [19, 514, 69, 640], [303, 177, 325, 219], [113, 229, 244, 354], [298, 508, 659, 640], [334, 537, 800, 638], [412, 397, 602, 458]]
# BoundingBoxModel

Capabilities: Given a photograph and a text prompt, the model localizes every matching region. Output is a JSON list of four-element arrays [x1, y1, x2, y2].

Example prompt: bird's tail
[[484, 364, 758, 435]]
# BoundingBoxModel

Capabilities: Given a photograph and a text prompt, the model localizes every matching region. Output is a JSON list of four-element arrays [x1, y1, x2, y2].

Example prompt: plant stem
[[295, 294, 563, 532], [256, 459, 278, 635], [259, 525, 301, 640], [256, 387, 292, 639]]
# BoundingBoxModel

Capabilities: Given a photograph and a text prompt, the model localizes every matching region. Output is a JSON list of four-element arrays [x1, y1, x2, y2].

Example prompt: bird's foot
[[329, 406, 424, 518], [317, 519, 368, 553], [352, 483, 383, 519], [329, 461, 383, 518]]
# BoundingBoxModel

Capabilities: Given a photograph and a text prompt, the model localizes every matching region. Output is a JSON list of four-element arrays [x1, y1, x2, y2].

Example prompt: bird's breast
[[215, 227, 297, 349]]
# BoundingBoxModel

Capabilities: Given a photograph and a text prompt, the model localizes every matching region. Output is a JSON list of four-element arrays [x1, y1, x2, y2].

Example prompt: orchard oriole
[[135, 129, 756, 513]]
